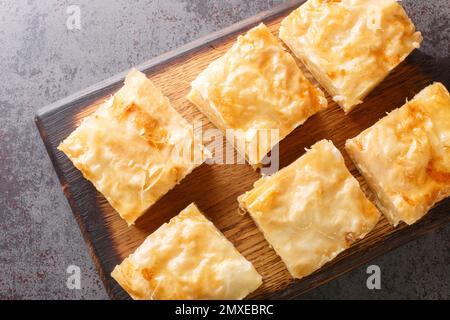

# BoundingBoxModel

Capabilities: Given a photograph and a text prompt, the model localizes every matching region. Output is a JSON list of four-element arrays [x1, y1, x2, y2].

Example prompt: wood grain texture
[[35, 0, 450, 299]]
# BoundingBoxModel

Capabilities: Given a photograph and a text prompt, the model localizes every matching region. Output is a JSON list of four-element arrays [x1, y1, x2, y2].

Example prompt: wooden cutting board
[[35, 0, 450, 299]]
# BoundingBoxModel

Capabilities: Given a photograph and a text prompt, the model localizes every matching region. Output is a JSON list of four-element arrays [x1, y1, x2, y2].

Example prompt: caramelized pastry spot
[[354, 139, 364, 152], [141, 268, 154, 283], [321, 0, 341, 3], [114, 101, 168, 149], [307, 82, 325, 114], [345, 232, 355, 245], [426, 161, 450, 184], [327, 69, 346, 80], [401, 193, 416, 206]]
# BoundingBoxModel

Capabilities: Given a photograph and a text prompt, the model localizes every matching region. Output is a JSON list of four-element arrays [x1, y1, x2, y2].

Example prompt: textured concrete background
[[0, 0, 448, 300]]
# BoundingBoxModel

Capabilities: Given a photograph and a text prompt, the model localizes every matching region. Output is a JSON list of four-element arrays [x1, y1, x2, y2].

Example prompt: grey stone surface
[[0, 0, 448, 300]]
